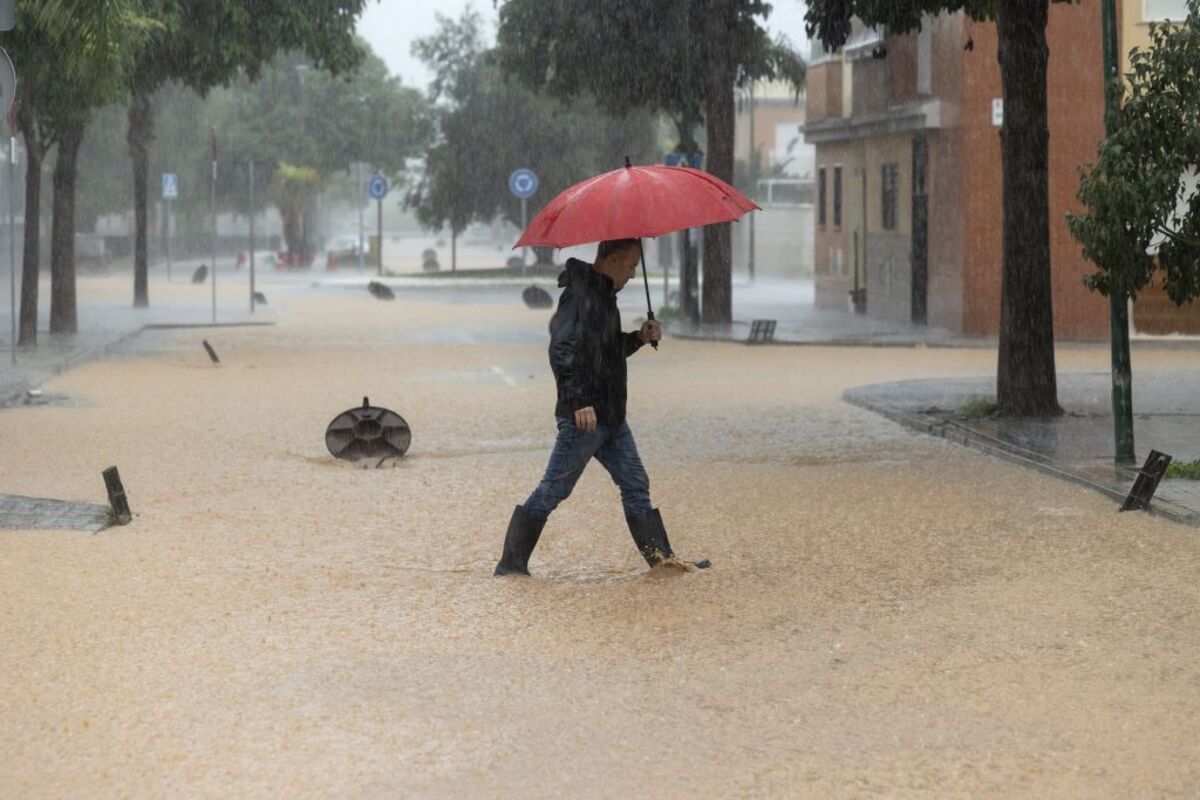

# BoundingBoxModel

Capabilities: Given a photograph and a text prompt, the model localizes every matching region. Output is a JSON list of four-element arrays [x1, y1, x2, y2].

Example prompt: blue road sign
[[162, 172, 179, 200], [368, 173, 388, 200], [509, 168, 538, 199]]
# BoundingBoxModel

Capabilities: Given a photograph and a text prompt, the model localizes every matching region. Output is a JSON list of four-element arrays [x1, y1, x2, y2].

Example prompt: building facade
[[803, 6, 1111, 340], [732, 82, 815, 279]]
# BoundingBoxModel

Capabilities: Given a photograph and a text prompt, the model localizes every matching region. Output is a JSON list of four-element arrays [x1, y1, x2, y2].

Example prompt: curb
[[842, 388, 1200, 529], [1, 320, 275, 407]]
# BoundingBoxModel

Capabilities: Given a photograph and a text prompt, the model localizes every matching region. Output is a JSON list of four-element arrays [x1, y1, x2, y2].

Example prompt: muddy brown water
[[2, 281, 1200, 796]]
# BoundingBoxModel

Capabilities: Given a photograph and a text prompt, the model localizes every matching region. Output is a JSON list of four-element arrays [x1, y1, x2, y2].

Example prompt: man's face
[[607, 243, 641, 291]]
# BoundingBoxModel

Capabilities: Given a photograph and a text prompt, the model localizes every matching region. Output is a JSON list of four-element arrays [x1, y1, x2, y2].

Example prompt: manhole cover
[[325, 397, 411, 462]]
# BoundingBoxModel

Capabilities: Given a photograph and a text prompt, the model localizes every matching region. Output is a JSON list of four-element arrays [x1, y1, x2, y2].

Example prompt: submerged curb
[[843, 385, 1200, 530], [0, 320, 275, 408]]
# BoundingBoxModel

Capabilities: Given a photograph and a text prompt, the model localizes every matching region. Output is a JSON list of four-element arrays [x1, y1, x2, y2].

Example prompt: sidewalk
[[665, 279, 992, 347], [844, 371, 1200, 527], [0, 269, 270, 405]]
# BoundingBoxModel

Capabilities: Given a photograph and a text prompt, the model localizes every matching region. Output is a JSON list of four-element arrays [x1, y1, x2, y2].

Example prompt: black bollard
[[102, 466, 132, 525], [367, 281, 395, 300], [522, 285, 553, 309]]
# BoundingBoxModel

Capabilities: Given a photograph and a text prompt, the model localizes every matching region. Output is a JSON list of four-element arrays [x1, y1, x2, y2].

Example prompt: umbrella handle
[[639, 246, 658, 350]]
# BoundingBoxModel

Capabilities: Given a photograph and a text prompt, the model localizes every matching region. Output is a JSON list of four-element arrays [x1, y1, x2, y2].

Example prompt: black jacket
[[550, 258, 645, 426]]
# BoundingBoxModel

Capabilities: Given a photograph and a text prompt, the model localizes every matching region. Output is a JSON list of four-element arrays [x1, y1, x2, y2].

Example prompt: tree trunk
[[451, 227, 457, 273], [701, 0, 735, 325], [50, 122, 84, 335], [128, 86, 153, 308], [995, 0, 1060, 416], [18, 134, 43, 346]]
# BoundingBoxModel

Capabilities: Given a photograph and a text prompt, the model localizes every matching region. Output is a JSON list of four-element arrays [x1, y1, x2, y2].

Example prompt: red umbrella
[[515, 162, 758, 249], [515, 160, 759, 346]]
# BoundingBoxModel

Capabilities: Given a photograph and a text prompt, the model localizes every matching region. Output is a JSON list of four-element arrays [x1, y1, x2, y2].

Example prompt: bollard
[[102, 466, 132, 525]]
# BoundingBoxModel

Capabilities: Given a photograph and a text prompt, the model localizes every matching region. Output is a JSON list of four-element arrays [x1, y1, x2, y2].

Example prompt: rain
[[2, 0, 1200, 796]]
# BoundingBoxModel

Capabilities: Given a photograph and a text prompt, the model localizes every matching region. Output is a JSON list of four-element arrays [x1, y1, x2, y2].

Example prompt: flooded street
[[3, 282, 1200, 797]]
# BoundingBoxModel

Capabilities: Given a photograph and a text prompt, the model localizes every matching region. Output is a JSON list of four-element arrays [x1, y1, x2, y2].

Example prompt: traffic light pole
[[1102, 0, 1135, 464]]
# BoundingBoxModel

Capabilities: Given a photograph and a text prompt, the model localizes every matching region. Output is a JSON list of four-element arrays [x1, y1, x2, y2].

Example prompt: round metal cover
[[326, 397, 411, 462]]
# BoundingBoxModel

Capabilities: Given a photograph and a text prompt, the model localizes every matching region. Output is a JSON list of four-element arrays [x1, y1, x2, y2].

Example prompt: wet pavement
[[0, 493, 113, 532], [845, 371, 1200, 526], [4, 281, 1200, 796]]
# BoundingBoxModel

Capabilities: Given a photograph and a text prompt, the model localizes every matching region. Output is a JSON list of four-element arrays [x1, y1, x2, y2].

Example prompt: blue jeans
[[522, 418, 652, 519]]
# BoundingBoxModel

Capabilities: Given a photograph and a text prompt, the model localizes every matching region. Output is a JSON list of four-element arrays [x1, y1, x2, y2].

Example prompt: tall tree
[[7, 0, 148, 337], [495, 0, 804, 324], [806, 0, 1070, 417], [409, 10, 657, 271], [210, 47, 430, 260], [123, 0, 369, 308]]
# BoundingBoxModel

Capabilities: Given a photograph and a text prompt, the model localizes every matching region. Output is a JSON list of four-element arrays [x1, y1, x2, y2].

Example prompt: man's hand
[[638, 319, 662, 344], [574, 406, 598, 431]]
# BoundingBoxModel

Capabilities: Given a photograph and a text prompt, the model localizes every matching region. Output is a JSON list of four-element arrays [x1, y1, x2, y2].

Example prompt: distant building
[[802, 7, 1110, 339], [732, 82, 814, 279]]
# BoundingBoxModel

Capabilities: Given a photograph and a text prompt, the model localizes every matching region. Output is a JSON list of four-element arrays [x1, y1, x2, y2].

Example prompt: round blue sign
[[368, 174, 388, 200], [509, 168, 539, 199]]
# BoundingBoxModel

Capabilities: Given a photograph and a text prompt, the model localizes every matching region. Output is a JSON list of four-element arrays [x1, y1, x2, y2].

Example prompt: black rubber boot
[[494, 505, 548, 576], [626, 508, 710, 569]]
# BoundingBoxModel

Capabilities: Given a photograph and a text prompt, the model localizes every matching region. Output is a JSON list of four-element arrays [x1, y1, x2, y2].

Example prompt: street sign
[[162, 173, 179, 200], [368, 173, 388, 200], [0, 48, 14, 118], [509, 168, 538, 199]]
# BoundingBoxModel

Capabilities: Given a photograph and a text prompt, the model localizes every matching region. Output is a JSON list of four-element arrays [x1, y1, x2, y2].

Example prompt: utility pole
[[1102, 0, 1134, 464], [248, 160, 256, 313], [210, 125, 218, 324]]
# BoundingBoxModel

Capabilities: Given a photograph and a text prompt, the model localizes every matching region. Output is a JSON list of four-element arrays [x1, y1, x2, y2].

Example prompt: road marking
[[491, 365, 518, 387]]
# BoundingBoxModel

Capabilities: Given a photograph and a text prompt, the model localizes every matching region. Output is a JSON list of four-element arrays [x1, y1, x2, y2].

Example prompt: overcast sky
[[356, 0, 811, 91]]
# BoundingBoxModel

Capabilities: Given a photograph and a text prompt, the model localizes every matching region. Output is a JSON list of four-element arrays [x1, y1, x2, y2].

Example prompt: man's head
[[593, 238, 642, 291]]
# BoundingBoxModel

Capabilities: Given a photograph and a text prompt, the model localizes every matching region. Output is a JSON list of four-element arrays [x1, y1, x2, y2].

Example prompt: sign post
[[161, 172, 178, 282], [508, 168, 539, 273], [2, 45, 15, 364], [248, 161, 256, 313], [368, 172, 388, 276], [352, 162, 367, 270], [209, 126, 217, 323]]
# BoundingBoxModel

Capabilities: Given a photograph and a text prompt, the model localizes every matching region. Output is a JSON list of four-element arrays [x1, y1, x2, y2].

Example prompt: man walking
[[494, 238, 709, 577]]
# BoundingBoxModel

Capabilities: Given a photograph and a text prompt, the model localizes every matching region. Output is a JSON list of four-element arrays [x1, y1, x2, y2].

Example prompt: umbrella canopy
[[515, 163, 759, 250]]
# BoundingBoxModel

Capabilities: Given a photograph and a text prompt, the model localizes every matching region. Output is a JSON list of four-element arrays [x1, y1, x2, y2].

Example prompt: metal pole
[[520, 196, 528, 274], [249, 160, 255, 313], [376, 196, 383, 277], [1102, 0, 1134, 464], [210, 126, 217, 324], [165, 196, 172, 282], [356, 163, 365, 270], [8, 135, 15, 364], [748, 81, 756, 283]]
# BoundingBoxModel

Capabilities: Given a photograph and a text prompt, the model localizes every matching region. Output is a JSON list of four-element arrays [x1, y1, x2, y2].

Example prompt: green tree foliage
[[1070, 4, 1200, 306], [124, 0, 370, 307], [495, 0, 804, 324], [806, 0, 1076, 417], [407, 10, 657, 271], [6, 0, 152, 339]]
